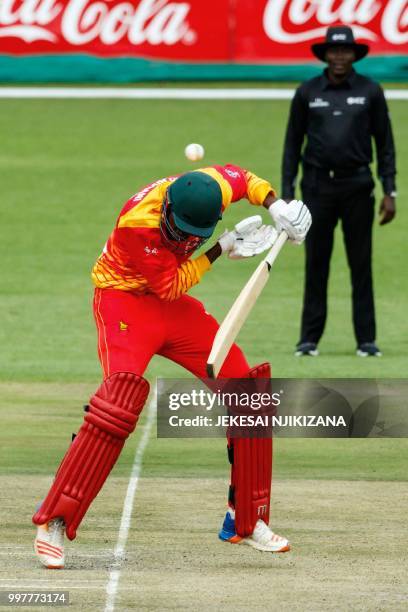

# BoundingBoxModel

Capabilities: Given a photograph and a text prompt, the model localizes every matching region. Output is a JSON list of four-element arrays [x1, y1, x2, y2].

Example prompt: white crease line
[[1, 582, 108, 591], [0, 580, 107, 584], [104, 390, 156, 612], [0, 551, 111, 557], [0, 545, 28, 548], [0, 87, 294, 99], [0, 87, 406, 100], [0, 585, 140, 590]]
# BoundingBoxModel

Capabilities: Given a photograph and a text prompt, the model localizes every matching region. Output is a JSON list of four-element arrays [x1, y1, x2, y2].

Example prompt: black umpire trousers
[[299, 166, 376, 346]]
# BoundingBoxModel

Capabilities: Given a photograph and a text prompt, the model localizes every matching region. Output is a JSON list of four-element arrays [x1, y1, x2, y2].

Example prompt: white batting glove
[[268, 199, 312, 244], [218, 230, 237, 254], [218, 215, 277, 259], [229, 224, 277, 259], [218, 215, 262, 254]]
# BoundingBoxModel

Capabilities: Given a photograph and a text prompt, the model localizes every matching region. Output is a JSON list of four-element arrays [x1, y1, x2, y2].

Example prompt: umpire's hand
[[379, 195, 396, 225]]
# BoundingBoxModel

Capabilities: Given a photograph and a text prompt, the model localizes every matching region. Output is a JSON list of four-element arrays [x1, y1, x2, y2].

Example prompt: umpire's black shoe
[[356, 342, 382, 357], [295, 342, 319, 357]]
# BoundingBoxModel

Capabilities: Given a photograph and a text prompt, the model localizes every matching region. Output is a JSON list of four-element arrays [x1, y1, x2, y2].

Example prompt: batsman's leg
[[219, 363, 289, 553], [33, 373, 149, 556], [160, 296, 289, 552], [33, 290, 165, 568]]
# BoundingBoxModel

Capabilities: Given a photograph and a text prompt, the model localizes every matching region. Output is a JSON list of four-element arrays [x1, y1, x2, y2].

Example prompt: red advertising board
[[0, 0, 230, 59], [0, 0, 406, 60], [236, 0, 408, 62]]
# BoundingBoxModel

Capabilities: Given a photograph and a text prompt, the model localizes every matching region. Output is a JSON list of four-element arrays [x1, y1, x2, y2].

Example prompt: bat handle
[[265, 231, 288, 269]]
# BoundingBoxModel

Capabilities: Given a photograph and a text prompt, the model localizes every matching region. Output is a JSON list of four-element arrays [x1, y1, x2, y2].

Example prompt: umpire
[[282, 25, 397, 357]]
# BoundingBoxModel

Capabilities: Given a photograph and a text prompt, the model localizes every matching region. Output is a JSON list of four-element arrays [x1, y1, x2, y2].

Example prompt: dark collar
[[321, 68, 356, 90]]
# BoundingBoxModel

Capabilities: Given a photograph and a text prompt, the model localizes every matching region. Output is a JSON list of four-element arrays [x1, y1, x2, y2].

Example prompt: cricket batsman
[[32, 164, 311, 567]]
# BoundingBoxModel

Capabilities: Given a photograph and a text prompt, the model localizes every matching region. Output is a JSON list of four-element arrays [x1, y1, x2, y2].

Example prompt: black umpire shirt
[[282, 68, 396, 199]]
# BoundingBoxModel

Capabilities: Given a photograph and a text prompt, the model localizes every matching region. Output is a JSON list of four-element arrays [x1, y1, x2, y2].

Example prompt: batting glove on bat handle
[[218, 215, 264, 255], [229, 224, 278, 259], [217, 229, 238, 254], [268, 198, 312, 244]]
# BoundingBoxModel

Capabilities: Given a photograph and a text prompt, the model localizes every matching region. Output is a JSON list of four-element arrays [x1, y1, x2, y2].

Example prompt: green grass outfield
[[1, 97, 407, 382], [0, 95, 407, 610], [0, 95, 407, 477]]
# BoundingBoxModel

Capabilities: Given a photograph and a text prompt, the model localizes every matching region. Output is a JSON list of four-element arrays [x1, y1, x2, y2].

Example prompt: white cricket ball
[[184, 143, 205, 161]]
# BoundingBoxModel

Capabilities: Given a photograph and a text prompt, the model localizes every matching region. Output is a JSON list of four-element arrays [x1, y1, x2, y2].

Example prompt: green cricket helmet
[[167, 171, 223, 238], [160, 171, 223, 255]]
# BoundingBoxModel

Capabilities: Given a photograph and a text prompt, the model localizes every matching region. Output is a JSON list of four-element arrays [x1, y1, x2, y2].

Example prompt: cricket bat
[[206, 230, 288, 378]]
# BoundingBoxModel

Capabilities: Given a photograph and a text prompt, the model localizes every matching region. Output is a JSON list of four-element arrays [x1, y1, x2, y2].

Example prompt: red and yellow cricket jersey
[[91, 165, 276, 301]]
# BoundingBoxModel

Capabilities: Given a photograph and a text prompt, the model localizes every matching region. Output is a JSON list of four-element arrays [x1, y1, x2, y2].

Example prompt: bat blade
[[206, 231, 288, 378]]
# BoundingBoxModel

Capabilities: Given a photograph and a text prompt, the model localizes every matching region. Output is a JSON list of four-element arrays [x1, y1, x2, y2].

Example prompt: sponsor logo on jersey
[[144, 246, 159, 255], [132, 177, 176, 203], [347, 97, 367, 105], [225, 168, 240, 179], [309, 98, 330, 108]]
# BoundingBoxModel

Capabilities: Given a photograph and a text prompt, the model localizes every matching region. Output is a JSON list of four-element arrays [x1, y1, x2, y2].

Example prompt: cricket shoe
[[356, 342, 382, 357], [34, 518, 65, 569], [219, 510, 290, 553], [294, 342, 319, 357]]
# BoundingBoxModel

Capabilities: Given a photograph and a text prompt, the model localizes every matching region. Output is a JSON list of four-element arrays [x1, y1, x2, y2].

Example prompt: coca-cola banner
[[0, 0, 406, 59], [0, 0, 230, 58], [236, 0, 408, 60], [0, 0, 406, 81]]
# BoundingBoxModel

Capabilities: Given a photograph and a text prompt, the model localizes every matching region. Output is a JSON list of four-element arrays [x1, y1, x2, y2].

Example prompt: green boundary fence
[[0, 54, 407, 83]]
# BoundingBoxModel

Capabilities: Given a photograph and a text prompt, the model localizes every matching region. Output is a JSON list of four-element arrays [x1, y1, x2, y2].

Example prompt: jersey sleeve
[[212, 164, 276, 208], [370, 84, 396, 194], [117, 228, 211, 301], [244, 169, 277, 205], [281, 86, 308, 199]]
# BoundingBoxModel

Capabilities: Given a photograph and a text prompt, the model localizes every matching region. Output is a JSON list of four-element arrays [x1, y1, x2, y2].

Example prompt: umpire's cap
[[168, 171, 222, 238], [312, 25, 369, 62]]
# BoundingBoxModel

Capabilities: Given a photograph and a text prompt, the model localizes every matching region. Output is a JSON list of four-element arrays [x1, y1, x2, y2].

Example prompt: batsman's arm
[[205, 242, 222, 263], [118, 227, 212, 301], [262, 192, 278, 210], [205, 191, 277, 264], [244, 170, 277, 206], [212, 164, 277, 210]]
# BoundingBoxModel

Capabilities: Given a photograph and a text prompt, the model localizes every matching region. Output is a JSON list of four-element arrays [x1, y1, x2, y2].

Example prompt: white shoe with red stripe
[[241, 519, 290, 552], [34, 518, 65, 569]]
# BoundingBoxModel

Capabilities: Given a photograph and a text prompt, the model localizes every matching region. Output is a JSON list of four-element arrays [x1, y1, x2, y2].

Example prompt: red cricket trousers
[[93, 288, 250, 379]]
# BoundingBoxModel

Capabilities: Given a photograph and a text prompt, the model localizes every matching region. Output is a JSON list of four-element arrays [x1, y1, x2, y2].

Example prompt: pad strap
[[33, 372, 149, 540]]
